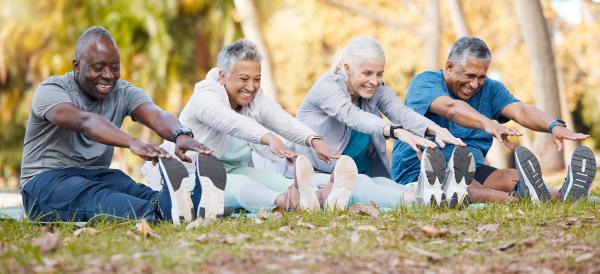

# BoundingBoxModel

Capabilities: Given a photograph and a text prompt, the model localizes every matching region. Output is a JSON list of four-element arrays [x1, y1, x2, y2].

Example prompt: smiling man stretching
[[392, 36, 596, 203], [19, 26, 217, 225]]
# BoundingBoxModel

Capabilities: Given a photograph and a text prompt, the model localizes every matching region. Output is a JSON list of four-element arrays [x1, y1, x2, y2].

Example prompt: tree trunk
[[513, 0, 564, 171], [447, 0, 469, 38], [423, 0, 441, 70], [233, 0, 278, 99]]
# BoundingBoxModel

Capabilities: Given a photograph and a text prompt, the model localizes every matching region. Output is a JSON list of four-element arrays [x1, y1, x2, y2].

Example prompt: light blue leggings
[[224, 168, 415, 212], [311, 173, 415, 208]]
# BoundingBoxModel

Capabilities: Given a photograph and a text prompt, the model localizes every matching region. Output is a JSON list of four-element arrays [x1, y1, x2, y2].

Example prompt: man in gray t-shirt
[[20, 26, 216, 224]]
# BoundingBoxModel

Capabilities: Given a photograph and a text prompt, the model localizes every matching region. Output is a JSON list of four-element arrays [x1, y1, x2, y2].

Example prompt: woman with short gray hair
[[142, 39, 358, 215], [294, 37, 473, 208]]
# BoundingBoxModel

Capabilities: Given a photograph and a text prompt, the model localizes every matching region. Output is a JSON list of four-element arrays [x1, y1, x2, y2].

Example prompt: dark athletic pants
[[21, 168, 160, 222]]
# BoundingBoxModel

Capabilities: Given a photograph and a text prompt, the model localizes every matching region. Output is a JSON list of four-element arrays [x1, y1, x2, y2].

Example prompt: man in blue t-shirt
[[391, 36, 595, 203]]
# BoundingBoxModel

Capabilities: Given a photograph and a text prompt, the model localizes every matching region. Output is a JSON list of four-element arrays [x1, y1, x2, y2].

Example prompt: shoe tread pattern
[[196, 154, 227, 190], [567, 146, 597, 201], [516, 147, 551, 202]]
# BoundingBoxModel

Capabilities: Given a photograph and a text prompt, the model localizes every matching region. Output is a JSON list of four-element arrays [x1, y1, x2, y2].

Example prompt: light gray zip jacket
[[295, 72, 435, 178], [141, 68, 316, 182]]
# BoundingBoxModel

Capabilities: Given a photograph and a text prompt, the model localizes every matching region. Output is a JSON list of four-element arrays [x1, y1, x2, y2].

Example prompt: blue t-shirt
[[391, 70, 520, 184], [341, 99, 371, 174]]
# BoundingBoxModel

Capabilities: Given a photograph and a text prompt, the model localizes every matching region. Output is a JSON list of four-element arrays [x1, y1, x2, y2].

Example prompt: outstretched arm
[[500, 102, 589, 151], [45, 102, 171, 162], [430, 96, 523, 149], [132, 102, 212, 162]]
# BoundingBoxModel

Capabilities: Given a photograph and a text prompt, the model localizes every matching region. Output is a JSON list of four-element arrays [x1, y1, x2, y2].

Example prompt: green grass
[[2, 193, 600, 274]]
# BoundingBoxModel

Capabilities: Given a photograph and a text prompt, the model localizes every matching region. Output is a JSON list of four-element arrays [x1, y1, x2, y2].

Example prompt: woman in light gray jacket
[[143, 39, 358, 215], [295, 37, 470, 207]]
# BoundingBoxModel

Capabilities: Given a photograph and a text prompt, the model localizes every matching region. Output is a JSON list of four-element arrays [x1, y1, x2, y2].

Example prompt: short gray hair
[[447, 36, 491, 65], [217, 39, 262, 77], [331, 36, 385, 74], [74, 26, 116, 60]]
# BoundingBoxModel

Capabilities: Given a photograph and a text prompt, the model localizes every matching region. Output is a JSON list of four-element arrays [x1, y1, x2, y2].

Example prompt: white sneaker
[[295, 155, 320, 211], [325, 155, 358, 210], [416, 147, 446, 206], [194, 154, 227, 220], [442, 146, 475, 208], [158, 158, 195, 226]]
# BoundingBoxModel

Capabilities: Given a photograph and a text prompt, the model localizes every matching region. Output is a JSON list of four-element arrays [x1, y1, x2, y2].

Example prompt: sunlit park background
[[1, 0, 600, 190]]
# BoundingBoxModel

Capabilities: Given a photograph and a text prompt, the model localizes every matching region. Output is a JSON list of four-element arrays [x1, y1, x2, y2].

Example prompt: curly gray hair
[[217, 39, 263, 77]]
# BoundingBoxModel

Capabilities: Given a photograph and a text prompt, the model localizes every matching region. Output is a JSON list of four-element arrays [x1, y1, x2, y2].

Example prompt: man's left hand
[[174, 135, 212, 162], [551, 126, 589, 151]]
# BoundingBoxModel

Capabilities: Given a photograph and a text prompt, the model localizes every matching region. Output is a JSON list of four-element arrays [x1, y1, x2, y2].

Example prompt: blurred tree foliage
[[0, 0, 598, 182], [0, 0, 243, 180]]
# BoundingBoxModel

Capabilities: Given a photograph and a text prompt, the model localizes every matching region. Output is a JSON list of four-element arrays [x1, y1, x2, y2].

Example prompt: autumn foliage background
[[1, 0, 599, 186]]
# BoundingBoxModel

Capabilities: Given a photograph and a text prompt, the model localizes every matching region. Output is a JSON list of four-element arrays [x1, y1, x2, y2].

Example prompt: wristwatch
[[172, 127, 194, 142], [386, 124, 403, 140], [548, 119, 566, 134]]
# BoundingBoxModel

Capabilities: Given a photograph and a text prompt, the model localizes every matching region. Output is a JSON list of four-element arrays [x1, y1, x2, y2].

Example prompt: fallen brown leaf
[[73, 228, 99, 237], [135, 218, 160, 239], [407, 244, 443, 261], [350, 203, 380, 219], [297, 221, 316, 230], [195, 234, 211, 243], [31, 232, 61, 253], [419, 225, 449, 238], [576, 252, 595, 263], [356, 225, 378, 232], [492, 241, 516, 252], [475, 223, 499, 233]]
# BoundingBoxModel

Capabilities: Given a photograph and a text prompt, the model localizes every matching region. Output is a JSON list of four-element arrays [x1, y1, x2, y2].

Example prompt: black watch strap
[[386, 125, 403, 140], [172, 127, 194, 142]]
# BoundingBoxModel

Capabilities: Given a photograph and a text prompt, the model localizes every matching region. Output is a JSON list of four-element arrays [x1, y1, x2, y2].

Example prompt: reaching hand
[[129, 139, 171, 163], [483, 120, 522, 149], [429, 126, 466, 148], [310, 139, 340, 164], [270, 139, 298, 161], [394, 128, 437, 160], [551, 126, 589, 151], [174, 135, 212, 162]]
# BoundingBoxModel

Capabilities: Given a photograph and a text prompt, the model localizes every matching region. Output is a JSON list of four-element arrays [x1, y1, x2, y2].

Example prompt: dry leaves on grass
[[475, 223, 499, 233], [492, 241, 516, 252], [73, 228, 98, 237], [419, 225, 449, 238], [356, 225, 378, 232], [135, 219, 160, 239], [31, 232, 62, 253], [350, 202, 380, 219], [350, 232, 360, 243], [407, 244, 443, 261], [576, 252, 595, 263]]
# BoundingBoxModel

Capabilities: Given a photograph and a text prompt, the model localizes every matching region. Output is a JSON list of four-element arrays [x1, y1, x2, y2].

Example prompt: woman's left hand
[[311, 139, 340, 164], [430, 126, 466, 148]]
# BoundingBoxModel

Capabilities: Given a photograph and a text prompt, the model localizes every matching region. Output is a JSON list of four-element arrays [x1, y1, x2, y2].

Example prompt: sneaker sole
[[195, 154, 227, 220], [420, 147, 446, 206], [445, 146, 475, 208], [158, 158, 194, 226], [327, 156, 358, 211], [515, 147, 551, 203], [295, 155, 320, 211], [564, 146, 597, 201]]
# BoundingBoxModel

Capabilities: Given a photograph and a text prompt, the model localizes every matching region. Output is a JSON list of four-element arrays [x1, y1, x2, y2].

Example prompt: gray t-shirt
[[20, 71, 152, 186]]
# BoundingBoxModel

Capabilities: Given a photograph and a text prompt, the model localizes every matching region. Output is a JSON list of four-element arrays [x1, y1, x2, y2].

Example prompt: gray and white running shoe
[[442, 146, 475, 208], [416, 147, 446, 206], [559, 146, 597, 202], [513, 146, 551, 203]]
